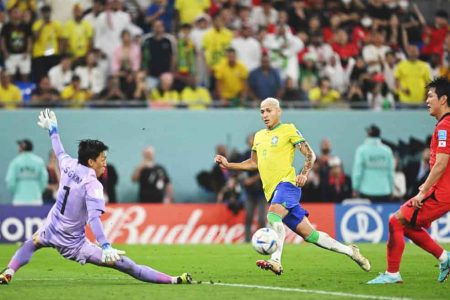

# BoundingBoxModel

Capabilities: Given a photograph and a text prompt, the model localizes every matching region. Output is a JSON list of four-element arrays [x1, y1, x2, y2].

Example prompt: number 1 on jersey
[[61, 186, 71, 215]]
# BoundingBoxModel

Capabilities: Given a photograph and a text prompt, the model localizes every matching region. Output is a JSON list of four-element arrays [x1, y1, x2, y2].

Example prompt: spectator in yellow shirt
[[202, 13, 233, 70], [180, 74, 212, 109], [0, 71, 23, 109], [308, 77, 341, 107], [214, 48, 248, 107], [394, 45, 431, 105], [61, 75, 91, 107], [6, 0, 36, 13], [175, 0, 210, 25], [150, 72, 180, 108], [63, 4, 94, 59], [31, 5, 63, 82]]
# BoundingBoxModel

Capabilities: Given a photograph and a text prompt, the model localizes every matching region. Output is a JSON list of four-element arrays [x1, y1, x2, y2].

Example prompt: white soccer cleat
[[256, 259, 284, 275], [350, 245, 371, 272], [0, 268, 13, 285]]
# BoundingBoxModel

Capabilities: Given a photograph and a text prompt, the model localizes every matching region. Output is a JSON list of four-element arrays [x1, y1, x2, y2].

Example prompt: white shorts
[[5, 54, 31, 75]]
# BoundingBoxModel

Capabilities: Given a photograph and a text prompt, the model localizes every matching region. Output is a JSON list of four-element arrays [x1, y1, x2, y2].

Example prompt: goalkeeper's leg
[[1, 236, 43, 284], [85, 246, 190, 284]]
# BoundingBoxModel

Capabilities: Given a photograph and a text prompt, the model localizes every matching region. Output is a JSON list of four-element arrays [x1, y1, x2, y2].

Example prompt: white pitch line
[[199, 282, 412, 300], [13, 278, 411, 300]]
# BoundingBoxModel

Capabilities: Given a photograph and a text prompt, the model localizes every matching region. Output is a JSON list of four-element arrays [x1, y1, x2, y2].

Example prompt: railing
[[19, 100, 427, 110]]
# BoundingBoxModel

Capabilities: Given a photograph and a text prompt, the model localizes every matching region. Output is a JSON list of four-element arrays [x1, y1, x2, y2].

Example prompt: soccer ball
[[251, 227, 278, 255]]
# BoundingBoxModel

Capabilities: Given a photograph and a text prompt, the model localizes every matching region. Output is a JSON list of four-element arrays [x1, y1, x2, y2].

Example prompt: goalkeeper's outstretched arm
[[37, 108, 66, 159]]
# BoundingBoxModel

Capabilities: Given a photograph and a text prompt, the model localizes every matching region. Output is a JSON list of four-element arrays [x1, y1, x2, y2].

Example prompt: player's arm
[[215, 150, 258, 171], [86, 181, 126, 263], [412, 153, 450, 208], [37, 109, 67, 159], [295, 140, 316, 187]]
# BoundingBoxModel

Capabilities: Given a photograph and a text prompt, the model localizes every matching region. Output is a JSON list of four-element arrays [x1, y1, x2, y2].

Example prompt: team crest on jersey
[[438, 130, 447, 141], [271, 136, 279, 145], [439, 141, 446, 148]]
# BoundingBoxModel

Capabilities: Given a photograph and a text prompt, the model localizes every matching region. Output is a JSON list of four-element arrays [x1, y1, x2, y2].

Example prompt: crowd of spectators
[[0, 0, 449, 109]]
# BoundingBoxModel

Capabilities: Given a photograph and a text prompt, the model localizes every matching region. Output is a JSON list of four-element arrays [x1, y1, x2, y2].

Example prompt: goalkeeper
[[1, 109, 191, 285]]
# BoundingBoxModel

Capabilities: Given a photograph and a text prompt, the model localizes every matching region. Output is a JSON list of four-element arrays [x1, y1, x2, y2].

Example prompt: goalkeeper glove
[[101, 243, 126, 263], [37, 108, 58, 136]]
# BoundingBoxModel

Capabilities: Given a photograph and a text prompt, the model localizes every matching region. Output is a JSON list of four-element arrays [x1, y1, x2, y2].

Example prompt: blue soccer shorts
[[269, 182, 309, 232]]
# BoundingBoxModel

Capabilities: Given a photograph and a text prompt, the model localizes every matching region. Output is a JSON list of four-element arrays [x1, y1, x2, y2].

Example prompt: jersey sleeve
[[288, 124, 305, 146], [435, 123, 450, 155], [252, 133, 259, 151], [51, 134, 71, 169], [86, 180, 105, 222]]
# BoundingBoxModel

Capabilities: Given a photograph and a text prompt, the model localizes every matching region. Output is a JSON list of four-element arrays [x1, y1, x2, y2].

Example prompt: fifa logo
[[340, 206, 383, 243]]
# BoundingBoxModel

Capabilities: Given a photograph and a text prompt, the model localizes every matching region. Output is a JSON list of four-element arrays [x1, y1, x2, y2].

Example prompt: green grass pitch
[[1, 243, 449, 300]]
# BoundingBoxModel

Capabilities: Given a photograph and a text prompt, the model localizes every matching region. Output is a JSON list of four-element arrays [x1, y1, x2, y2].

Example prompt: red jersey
[[430, 113, 450, 199]]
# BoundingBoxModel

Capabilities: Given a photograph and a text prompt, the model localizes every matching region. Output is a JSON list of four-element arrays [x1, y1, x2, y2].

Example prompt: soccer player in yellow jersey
[[215, 97, 371, 275]]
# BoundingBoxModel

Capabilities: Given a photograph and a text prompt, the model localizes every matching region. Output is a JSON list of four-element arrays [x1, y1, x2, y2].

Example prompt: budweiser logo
[[102, 206, 304, 244]]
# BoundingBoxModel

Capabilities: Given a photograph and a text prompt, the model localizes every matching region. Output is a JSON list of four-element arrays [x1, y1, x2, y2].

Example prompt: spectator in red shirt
[[331, 28, 359, 61], [422, 10, 449, 60]]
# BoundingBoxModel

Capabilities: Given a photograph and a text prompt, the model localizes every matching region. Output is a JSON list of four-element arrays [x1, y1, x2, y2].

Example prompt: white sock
[[270, 222, 285, 264], [171, 277, 178, 284], [386, 271, 400, 277], [315, 231, 353, 256], [438, 251, 448, 264], [4, 268, 14, 276]]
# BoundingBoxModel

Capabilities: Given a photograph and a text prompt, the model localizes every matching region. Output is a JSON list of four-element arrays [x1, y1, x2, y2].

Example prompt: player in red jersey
[[368, 77, 450, 284]]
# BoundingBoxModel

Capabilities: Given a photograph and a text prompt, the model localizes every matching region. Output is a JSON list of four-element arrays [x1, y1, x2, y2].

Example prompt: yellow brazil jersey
[[394, 59, 431, 104], [32, 20, 63, 57], [0, 84, 22, 109], [214, 59, 248, 99], [63, 19, 93, 58], [308, 87, 340, 106], [7, 0, 36, 12], [202, 28, 232, 67], [61, 85, 91, 107], [252, 123, 305, 201], [150, 89, 180, 103], [181, 86, 211, 109], [175, 0, 211, 24]]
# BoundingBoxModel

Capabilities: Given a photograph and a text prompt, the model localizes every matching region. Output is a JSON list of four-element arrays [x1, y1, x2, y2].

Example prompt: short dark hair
[[426, 77, 450, 105], [226, 47, 236, 54], [435, 9, 449, 19], [78, 139, 108, 166]]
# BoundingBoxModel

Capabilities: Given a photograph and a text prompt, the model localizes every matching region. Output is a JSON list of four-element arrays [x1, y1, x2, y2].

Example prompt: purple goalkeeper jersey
[[42, 134, 105, 249]]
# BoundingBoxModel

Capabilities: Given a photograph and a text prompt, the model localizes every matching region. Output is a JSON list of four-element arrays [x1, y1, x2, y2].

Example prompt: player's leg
[[295, 216, 371, 272], [81, 243, 191, 284], [401, 198, 450, 282], [367, 211, 405, 284], [404, 226, 449, 282], [0, 233, 44, 284], [256, 203, 288, 275]]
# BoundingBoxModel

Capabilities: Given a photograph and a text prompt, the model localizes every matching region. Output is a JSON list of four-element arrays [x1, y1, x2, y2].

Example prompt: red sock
[[387, 216, 405, 273], [404, 226, 444, 259]]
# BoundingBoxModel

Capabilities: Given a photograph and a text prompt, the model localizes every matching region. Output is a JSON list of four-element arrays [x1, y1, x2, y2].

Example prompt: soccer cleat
[[438, 251, 450, 283], [350, 245, 371, 272], [367, 272, 403, 284], [0, 268, 13, 285], [176, 273, 192, 284], [256, 259, 283, 275]]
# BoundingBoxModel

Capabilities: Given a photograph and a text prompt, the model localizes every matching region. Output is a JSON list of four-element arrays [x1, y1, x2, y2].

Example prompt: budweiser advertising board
[[86, 203, 335, 244]]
